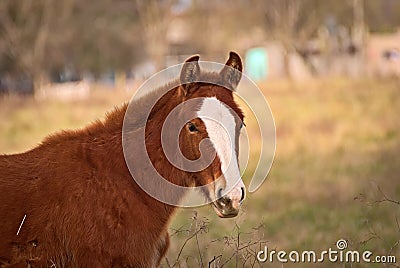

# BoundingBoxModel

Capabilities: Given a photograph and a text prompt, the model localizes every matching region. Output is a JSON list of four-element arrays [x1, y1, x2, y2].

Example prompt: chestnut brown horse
[[0, 52, 246, 267]]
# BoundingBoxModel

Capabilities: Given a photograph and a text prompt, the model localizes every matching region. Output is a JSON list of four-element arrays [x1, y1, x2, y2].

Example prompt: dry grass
[[1, 78, 399, 267]]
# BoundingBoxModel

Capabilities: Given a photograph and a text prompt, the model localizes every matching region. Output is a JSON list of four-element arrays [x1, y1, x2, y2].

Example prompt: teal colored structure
[[245, 47, 268, 82]]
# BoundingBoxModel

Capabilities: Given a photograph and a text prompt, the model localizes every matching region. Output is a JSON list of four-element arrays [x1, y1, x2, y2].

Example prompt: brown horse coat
[[0, 52, 245, 267], [0, 102, 173, 267]]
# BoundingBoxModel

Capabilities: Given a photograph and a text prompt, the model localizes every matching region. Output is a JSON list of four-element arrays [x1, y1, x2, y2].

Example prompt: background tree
[[133, 0, 176, 70], [253, 0, 320, 77], [0, 0, 68, 92], [0, 0, 144, 94]]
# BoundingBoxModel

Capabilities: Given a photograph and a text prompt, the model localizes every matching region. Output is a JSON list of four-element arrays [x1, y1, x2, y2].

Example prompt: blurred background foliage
[[1, 0, 400, 94], [0, 1, 399, 267]]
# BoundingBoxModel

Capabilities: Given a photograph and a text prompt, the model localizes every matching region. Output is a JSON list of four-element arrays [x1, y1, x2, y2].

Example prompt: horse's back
[[0, 149, 89, 265], [0, 152, 36, 218], [0, 128, 167, 266], [0, 152, 40, 265]]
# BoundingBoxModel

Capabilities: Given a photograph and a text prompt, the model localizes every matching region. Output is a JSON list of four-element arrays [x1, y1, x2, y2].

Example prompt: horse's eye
[[188, 122, 198, 132], [239, 122, 246, 129]]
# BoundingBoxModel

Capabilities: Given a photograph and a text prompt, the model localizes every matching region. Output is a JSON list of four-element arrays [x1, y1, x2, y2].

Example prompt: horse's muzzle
[[212, 184, 246, 218]]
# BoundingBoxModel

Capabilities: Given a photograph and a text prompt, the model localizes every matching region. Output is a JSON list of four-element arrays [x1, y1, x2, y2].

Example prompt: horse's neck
[[142, 89, 191, 207], [100, 102, 184, 222], [145, 90, 189, 186]]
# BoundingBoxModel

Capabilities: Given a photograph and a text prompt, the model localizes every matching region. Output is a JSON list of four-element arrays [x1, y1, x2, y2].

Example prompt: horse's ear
[[220, 51, 243, 90], [180, 55, 200, 95]]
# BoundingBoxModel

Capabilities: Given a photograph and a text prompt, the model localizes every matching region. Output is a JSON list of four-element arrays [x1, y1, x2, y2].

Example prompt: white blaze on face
[[197, 97, 245, 199]]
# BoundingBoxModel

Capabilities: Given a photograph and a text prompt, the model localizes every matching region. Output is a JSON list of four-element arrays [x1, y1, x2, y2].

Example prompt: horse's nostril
[[217, 188, 223, 200], [219, 197, 231, 206], [240, 187, 245, 202]]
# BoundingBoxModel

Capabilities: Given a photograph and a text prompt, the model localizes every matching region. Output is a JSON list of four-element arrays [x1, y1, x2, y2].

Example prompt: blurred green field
[[1, 79, 399, 267]]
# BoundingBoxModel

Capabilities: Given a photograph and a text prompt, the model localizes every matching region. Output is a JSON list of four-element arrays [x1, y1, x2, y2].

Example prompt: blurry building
[[366, 30, 400, 77]]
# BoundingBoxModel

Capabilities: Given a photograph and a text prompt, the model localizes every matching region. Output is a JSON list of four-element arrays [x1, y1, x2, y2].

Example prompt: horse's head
[[177, 52, 246, 218]]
